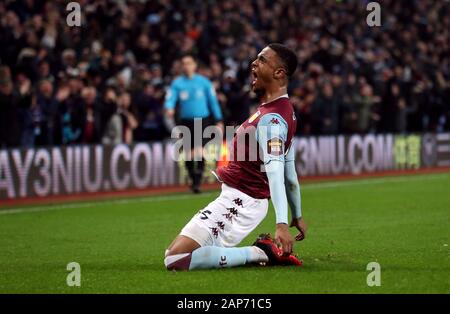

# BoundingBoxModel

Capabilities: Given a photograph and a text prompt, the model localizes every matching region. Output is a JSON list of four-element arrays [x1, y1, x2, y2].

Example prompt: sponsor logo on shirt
[[248, 110, 261, 123], [267, 137, 283, 156]]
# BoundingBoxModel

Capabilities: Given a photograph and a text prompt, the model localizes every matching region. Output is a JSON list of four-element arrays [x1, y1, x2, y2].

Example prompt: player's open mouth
[[251, 70, 258, 86]]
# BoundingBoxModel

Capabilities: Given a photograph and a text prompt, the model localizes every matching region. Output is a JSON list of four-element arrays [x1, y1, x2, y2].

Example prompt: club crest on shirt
[[267, 137, 283, 156], [248, 110, 261, 123]]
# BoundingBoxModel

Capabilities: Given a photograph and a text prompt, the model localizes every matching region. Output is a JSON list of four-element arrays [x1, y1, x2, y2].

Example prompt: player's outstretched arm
[[256, 113, 293, 254]]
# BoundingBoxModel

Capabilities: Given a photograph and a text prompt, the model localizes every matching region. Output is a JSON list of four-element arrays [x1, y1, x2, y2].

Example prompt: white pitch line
[[0, 173, 448, 216]]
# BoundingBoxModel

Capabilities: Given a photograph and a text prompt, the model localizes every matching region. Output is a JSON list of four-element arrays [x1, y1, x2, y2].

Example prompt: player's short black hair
[[267, 43, 298, 77]]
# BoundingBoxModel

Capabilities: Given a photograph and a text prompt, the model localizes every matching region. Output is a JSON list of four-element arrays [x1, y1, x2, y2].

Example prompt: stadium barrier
[[1, 133, 449, 200]]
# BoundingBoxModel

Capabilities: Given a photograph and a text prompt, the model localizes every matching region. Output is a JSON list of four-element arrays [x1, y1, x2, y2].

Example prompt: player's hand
[[275, 223, 293, 255], [290, 217, 308, 241]]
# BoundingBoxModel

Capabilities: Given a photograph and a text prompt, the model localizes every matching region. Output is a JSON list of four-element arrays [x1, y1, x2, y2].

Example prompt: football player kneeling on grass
[[164, 44, 307, 270]]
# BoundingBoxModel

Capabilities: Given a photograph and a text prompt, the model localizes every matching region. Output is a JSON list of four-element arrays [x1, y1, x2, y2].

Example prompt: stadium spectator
[[80, 86, 101, 143], [133, 81, 165, 141], [0, 66, 21, 148], [351, 83, 381, 134], [56, 83, 81, 145], [313, 82, 340, 135], [28, 79, 58, 146], [101, 87, 122, 146], [117, 91, 138, 145]]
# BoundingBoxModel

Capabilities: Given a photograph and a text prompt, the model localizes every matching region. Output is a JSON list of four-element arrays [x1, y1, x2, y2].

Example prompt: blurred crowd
[[0, 0, 449, 148]]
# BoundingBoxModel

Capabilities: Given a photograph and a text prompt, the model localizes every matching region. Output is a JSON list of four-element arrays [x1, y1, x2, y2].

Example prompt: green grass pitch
[[0, 173, 449, 293]]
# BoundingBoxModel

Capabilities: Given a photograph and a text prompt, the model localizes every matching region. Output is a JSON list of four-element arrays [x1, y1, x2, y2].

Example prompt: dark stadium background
[[1, 0, 449, 144]]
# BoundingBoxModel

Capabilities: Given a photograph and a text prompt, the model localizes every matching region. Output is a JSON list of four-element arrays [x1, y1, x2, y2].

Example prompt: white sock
[[247, 246, 269, 264]]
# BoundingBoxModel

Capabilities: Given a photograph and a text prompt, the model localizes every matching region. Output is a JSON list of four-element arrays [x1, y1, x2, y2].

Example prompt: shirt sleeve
[[257, 113, 290, 224], [266, 161, 289, 224], [205, 79, 223, 122], [256, 113, 288, 164], [164, 80, 178, 110]]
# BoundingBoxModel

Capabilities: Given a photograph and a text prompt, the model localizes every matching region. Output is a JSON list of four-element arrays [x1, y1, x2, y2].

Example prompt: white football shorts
[[180, 183, 269, 247]]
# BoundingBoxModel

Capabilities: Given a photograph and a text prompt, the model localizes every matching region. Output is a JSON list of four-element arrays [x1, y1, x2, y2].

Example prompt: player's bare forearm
[[284, 161, 307, 241], [275, 223, 293, 254]]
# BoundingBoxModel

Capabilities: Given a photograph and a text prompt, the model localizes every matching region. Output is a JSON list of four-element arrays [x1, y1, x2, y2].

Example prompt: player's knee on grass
[[164, 252, 192, 271], [164, 236, 201, 270], [164, 246, 195, 270]]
